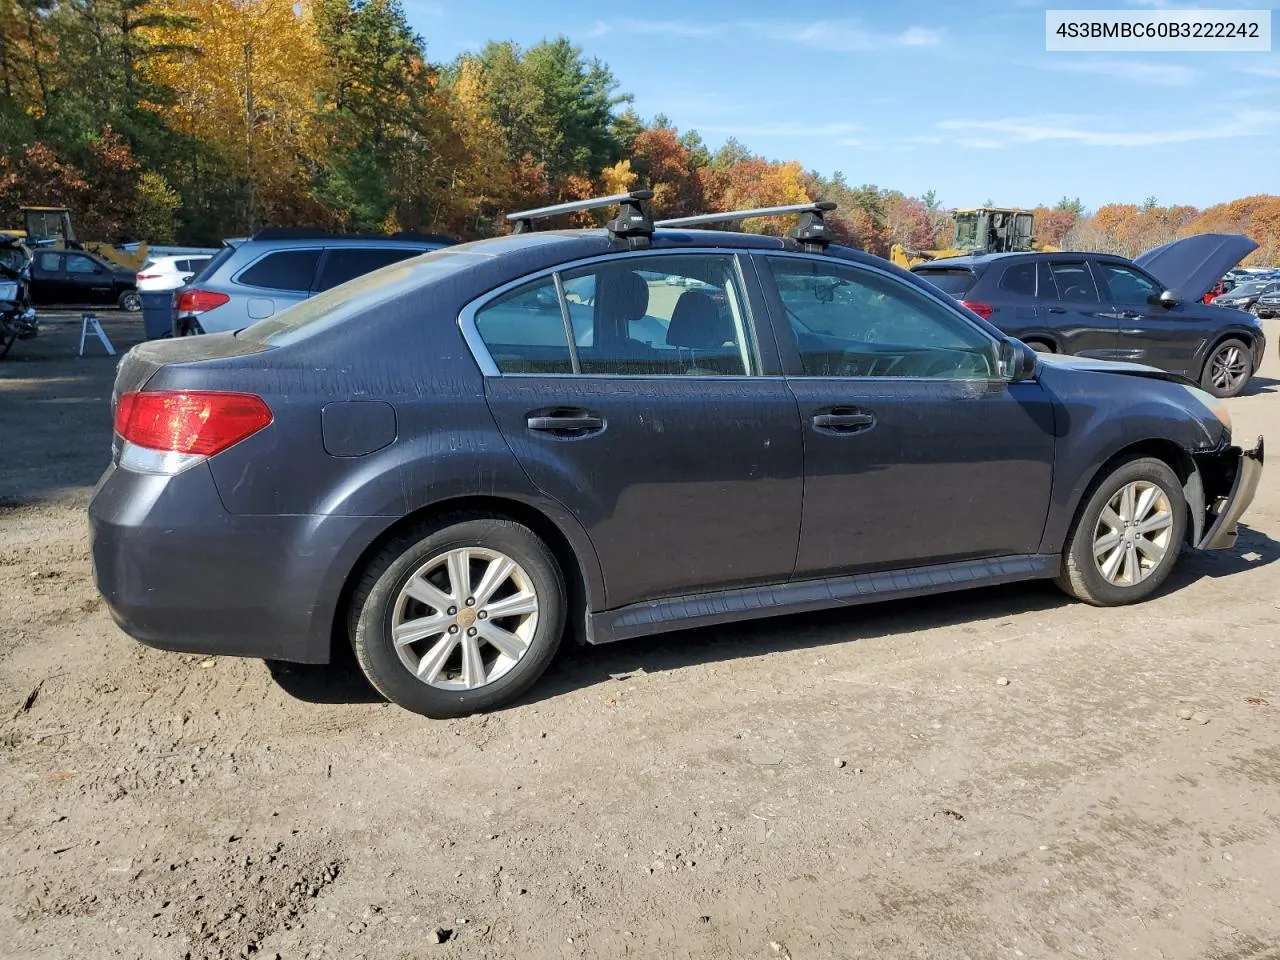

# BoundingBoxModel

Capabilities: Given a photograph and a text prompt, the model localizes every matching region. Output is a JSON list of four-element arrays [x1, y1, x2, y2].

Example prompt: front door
[[1040, 258, 1120, 359], [1093, 259, 1202, 375], [757, 253, 1056, 579], [471, 252, 804, 609], [63, 253, 116, 304]]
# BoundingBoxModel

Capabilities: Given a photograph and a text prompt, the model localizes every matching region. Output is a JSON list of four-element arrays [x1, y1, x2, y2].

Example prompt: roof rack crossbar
[[657, 201, 837, 253], [507, 191, 655, 247]]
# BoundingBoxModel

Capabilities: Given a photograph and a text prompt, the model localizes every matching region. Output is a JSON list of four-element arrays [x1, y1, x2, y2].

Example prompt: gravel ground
[[2, 312, 1279, 960]]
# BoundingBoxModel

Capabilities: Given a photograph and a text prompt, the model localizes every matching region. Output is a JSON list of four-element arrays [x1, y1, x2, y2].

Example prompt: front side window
[[237, 250, 321, 292], [65, 254, 99, 275], [1096, 263, 1161, 305], [768, 257, 995, 380], [1048, 262, 1099, 303]]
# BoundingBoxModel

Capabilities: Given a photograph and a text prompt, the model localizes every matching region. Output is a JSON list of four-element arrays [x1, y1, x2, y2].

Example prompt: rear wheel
[[1200, 338, 1253, 398], [350, 517, 566, 718], [1056, 456, 1186, 606], [118, 291, 142, 312], [1024, 339, 1054, 354]]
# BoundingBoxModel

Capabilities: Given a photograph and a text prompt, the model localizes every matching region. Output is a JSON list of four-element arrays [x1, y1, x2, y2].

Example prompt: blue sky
[[403, 0, 1280, 210]]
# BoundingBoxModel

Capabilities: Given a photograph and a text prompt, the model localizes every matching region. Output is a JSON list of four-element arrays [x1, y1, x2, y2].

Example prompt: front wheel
[[350, 517, 567, 718], [118, 291, 142, 312], [1200, 338, 1253, 398], [1056, 456, 1187, 606]]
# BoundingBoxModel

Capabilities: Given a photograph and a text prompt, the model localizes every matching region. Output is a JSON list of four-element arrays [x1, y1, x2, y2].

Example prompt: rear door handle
[[1046, 307, 1067, 314], [527, 413, 604, 433], [813, 411, 875, 431]]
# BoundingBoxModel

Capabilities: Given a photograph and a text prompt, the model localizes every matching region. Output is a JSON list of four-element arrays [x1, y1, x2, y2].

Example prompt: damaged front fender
[[1191, 436, 1265, 550]]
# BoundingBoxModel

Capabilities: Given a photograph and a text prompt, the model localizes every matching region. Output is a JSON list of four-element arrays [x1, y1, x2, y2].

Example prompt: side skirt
[[585, 554, 1061, 645]]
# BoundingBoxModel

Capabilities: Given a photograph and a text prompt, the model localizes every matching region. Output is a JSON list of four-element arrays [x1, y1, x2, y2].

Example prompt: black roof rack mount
[[506, 190, 655, 249], [657, 201, 838, 253]]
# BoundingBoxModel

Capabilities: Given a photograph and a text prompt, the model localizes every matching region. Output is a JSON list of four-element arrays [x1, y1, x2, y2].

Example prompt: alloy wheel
[[1092, 480, 1174, 587], [1208, 344, 1248, 393], [391, 547, 539, 690]]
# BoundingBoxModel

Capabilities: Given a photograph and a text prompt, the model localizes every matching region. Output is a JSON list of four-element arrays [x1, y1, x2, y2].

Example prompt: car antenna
[[506, 190, 656, 250], [656, 201, 837, 253]]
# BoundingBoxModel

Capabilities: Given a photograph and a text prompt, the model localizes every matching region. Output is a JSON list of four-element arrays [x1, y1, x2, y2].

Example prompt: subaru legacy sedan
[[89, 195, 1264, 718]]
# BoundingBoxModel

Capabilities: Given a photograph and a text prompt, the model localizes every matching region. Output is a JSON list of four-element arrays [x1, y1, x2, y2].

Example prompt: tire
[[1025, 340, 1054, 354], [1200, 338, 1253, 398], [118, 290, 142, 312], [1056, 456, 1187, 607], [0, 329, 15, 360], [349, 517, 567, 718]]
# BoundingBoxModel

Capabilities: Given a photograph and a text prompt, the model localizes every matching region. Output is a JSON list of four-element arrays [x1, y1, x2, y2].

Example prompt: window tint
[[37, 252, 61, 272], [474, 276, 573, 374], [564, 255, 752, 376], [999, 262, 1037, 296], [768, 258, 995, 380], [237, 250, 321, 291], [189, 257, 211, 272], [913, 269, 976, 296], [66, 254, 99, 275], [1048, 262, 1099, 303], [192, 247, 236, 284], [1096, 263, 1161, 305], [316, 247, 422, 292]]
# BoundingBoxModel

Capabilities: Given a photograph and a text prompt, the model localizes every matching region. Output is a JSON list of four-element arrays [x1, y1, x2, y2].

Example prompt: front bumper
[[1197, 435, 1264, 550]]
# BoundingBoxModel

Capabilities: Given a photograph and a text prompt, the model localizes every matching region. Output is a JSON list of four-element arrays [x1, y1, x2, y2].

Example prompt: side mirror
[[998, 338, 1038, 382], [1150, 290, 1180, 308]]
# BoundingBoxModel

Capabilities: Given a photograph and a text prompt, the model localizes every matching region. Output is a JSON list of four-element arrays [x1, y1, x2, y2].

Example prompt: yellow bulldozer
[[889, 207, 1056, 270], [1, 206, 150, 272]]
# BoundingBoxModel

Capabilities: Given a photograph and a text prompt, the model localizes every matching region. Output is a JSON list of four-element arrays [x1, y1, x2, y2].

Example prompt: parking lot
[[2, 312, 1279, 959]]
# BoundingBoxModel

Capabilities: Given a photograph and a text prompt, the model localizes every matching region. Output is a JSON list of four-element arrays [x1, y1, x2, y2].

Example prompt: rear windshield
[[190, 244, 238, 284], [913, 268, 976, 296], [237, 248, 485, 347]]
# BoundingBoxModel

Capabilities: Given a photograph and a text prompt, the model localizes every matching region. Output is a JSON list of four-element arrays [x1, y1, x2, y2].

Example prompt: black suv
[[913, 237, 1266, 398], [29, 248, 141, 311]]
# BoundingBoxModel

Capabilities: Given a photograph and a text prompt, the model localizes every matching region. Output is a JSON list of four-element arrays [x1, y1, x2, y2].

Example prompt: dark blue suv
[[913, 238, 1266, 398], [89, 193, 1264, 718]]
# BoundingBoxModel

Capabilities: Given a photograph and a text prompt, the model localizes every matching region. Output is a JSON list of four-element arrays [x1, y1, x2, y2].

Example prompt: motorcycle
[[1, 236, 38, 360]]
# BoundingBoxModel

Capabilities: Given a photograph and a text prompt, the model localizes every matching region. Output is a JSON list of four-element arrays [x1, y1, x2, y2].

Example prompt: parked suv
[[136, 255, 214, 293], [174, 229, 456, 335], [28, 248, 141, 311], [913, 236, 1266, 398], [90, 194, 1263, 719]]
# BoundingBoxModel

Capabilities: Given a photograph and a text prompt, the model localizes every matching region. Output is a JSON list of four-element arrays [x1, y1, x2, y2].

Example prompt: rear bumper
[[88, 461, 380, 663], [1197, 435, 1264, 550]]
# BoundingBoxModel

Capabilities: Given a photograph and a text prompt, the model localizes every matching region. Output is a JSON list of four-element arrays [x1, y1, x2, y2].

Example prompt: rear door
[[757, 252, 1055, 578], [1040, 258, 1119, 358], [1094, 259, 1202, 375], [233, 249, 321, 320], [469, 251, 805, 610]]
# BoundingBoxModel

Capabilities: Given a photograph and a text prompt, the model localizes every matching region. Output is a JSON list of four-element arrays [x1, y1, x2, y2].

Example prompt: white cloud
[[780, 20, 942, 52], [1040, 58, 1199, 86], [693, 121, 863, 138], [1236, 63, 1280, 79], [937, 109, 1280, 148], [590, 18, 720, 38], [840, 134, 944, 153]]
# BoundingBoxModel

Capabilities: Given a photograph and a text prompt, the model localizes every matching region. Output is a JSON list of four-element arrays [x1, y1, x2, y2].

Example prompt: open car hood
[[1134, 233, 1258, 302]]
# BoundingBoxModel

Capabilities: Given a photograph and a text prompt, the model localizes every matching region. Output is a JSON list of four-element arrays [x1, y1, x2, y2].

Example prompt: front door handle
[[1046, 307, 1067, 314], [1119, 310, 1142, 319], [527, 413, 605, 433], [813, 411, 875, 431]]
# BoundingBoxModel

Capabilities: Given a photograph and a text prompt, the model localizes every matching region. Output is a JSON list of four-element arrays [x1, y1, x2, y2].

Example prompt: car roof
[[916, 250, 1132, 271]]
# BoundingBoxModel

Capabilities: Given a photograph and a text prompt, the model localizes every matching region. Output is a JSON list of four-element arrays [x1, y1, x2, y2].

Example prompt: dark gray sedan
[[89, 196, 1264, 718]]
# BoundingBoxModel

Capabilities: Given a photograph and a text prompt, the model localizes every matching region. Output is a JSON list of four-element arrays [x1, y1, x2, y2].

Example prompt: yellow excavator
[[1, 206, 150, 271], [890, 207, 1055, 269]]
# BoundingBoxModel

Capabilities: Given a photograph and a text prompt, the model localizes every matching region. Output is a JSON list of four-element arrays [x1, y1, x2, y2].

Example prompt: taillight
[[136, 273, 159, 281], [114, 391, 272, 474], [961, 300, 994, 320], [175, 288, 230, 314]]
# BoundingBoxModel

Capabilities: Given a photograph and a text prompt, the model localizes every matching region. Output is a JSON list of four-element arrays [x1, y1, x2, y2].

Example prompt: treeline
[[1, 0, 1277, 265]]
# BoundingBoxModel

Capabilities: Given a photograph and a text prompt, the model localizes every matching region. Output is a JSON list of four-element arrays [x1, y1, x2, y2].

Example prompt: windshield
[[190, 244, 238, 285], [953, 217, 980, 248], [914, 268, 976, 296], [1226, 281, 1267, 297], [238, 247, 485, 347]]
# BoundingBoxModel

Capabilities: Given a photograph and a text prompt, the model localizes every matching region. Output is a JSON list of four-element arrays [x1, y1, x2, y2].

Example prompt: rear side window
[[237, 250, 321, 292], [1048, 262, 1099, 303], [998, 262, 1037, 296], [37, 252, 62, 272], [474, 278, 573, 374], [316, 248, 422, 292], [914, 269, 976, 296]]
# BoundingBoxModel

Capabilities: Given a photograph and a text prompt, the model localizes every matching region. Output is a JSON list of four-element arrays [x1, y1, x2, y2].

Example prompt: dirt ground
[[3, 311, 1280, 960]]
